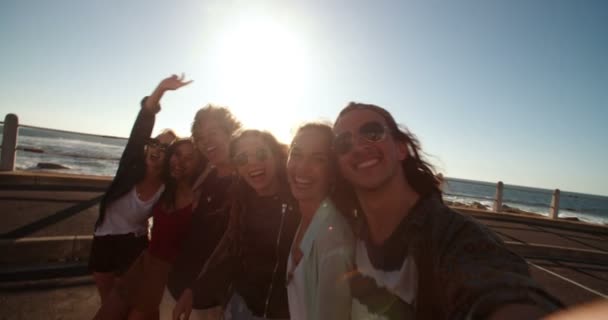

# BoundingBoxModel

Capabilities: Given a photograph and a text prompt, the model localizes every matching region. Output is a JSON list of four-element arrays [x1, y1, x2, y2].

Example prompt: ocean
[[2, 124, 608, 225]]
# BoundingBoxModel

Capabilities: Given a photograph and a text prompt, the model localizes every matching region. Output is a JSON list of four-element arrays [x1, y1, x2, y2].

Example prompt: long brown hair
[[290, 122, 359, 225], [229, 129, 289, 200]]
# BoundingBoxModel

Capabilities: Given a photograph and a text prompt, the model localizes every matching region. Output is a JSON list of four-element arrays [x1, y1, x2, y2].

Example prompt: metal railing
[[0, 114, 593, 221], [1, 114, 125, 171]]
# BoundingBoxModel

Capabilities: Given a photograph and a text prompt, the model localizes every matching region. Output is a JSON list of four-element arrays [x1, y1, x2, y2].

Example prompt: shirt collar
[[299, 197, 336, 256]]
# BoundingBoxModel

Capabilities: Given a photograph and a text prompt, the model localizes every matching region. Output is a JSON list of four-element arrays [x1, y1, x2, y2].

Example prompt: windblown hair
[[200, 130, 290, 276], [191, 104, 242, 139], [336, 102, 441, 197], [160, 138, 203, 211], [229, 129, 289, 199]]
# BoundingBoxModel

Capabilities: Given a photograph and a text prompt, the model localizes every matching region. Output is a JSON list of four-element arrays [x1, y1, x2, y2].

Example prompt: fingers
[[176, 73, 193, 87]]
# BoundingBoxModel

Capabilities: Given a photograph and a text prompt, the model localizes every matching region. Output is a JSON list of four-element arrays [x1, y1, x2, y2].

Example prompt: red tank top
[[149, 202, 193, 263]]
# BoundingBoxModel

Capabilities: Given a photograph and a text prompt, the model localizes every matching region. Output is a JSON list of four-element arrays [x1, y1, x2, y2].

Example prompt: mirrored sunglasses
[[333, 121, 389, 155]]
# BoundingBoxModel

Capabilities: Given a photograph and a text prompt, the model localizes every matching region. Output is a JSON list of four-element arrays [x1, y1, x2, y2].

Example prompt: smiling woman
[[212, 17, 312, 142]]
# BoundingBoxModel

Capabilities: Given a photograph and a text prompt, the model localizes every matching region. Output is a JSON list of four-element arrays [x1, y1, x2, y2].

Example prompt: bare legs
[[93, 272, 116, 305]]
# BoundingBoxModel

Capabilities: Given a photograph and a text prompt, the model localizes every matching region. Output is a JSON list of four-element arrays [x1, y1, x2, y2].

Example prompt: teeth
[[295, 176, 312, 184], [206, 146, 217, 152], [357, 159, 379, 169], [249, 169, 264, 178]]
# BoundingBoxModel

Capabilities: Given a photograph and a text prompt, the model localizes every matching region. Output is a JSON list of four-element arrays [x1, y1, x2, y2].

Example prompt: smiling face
[[193, 119, 231, 167], [287, 128, 333, 204], [145, 131, 176, 176], [233, 135, 279, 196], [169, 141, 200, 182], [333, 109, 408, 191]]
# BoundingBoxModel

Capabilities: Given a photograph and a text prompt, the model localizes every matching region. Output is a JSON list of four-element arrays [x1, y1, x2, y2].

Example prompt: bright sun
[[212, 16, 311, 143]]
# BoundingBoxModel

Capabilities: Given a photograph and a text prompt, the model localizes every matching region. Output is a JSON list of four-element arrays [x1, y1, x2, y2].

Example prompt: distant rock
[[471, 201, 489, 210], [501, 204, 523, 214], [37, 162, 70, 170]]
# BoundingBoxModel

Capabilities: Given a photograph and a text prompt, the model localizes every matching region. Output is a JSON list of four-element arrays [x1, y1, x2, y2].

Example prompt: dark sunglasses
[[233, 148, 269, 167], [146, 138, 170, 152], [333, 121, 389, 155]]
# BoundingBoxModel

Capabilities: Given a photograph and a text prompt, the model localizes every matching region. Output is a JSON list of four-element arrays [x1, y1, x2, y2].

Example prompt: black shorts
[[89, 233, 148, 275]]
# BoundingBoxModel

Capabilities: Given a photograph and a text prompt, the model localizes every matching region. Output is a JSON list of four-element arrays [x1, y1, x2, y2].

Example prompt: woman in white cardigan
[[285, 123, 355, 320]]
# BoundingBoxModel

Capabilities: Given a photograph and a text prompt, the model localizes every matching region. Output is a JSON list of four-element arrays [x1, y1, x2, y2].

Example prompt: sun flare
[[212, 16, 311, 143]]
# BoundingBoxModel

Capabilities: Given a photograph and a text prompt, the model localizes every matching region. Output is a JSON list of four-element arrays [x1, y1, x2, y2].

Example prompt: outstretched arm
[[116, 74, 193, 173], [143, 73, 193, 112]]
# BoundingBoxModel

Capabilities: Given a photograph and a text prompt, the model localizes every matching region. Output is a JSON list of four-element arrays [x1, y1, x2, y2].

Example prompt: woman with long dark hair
[[172, 129, 300, 320], [285, 123, 355, 320], [95, 138, 203, 320], [90, 74, 190, 304]]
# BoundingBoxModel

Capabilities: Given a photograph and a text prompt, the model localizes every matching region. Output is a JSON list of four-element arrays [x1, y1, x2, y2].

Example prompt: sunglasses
[[146, 138, 170, 152], [333, 121, 389, 155], [233, 148, 269, 167]]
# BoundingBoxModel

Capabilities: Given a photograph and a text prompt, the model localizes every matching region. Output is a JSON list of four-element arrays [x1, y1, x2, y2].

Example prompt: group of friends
[[88, 74, 567, 320]]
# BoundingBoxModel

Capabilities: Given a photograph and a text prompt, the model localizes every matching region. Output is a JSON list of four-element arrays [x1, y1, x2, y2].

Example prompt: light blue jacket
[[287, 198, 355, 320]]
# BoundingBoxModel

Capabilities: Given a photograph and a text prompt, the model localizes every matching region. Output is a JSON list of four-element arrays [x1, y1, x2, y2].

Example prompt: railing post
[[550, 189, 560, 219], [1, 114, 18, 171], [493, 181, 503, 212]]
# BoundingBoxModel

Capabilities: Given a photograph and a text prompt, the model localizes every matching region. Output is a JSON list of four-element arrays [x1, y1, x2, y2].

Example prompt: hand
[[157, 73, 193, 92], [172, 288, 193, 320], [144, 73, 193, 111], [543, 299, 608, 319]]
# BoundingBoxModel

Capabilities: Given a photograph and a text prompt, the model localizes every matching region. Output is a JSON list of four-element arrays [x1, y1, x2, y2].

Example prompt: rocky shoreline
[[445, 200, 585, 223]]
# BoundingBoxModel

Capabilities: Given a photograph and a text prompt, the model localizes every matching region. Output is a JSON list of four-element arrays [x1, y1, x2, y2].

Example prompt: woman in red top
[[95, 138, 203, 320]]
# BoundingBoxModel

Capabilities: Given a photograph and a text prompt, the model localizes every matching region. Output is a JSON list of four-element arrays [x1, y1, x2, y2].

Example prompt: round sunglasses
[[146, 138, 170, 152], [333, 121, 390, 155], [232, 148, 269, 167]]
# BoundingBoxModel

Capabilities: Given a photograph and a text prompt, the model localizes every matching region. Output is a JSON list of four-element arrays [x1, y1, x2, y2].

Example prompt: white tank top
[[286, 252, 307, 320], [94, 185, 164, 236]]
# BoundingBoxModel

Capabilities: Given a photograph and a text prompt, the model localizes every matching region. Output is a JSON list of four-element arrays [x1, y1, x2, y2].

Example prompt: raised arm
[[143, 73, 193, 112], [115, 74, 193, 176]]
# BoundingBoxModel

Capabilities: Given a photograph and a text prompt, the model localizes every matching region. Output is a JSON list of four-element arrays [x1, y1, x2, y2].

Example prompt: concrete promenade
[[0, 171, 607, 319]]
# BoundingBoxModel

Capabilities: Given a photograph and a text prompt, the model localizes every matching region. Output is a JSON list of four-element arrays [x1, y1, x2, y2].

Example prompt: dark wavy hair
[[228, 129, 289, 199], [335, 102, 441, 198], [160, 138, 204, 210]]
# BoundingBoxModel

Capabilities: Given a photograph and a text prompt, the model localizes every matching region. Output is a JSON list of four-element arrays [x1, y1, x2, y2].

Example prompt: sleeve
[[113, 96, 159, 179], [315, 226, 355, 320], [436, 217, 563, 318]]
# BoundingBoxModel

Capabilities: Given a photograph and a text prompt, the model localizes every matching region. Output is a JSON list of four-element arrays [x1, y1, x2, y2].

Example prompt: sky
[[1, 0, 607, 196]]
